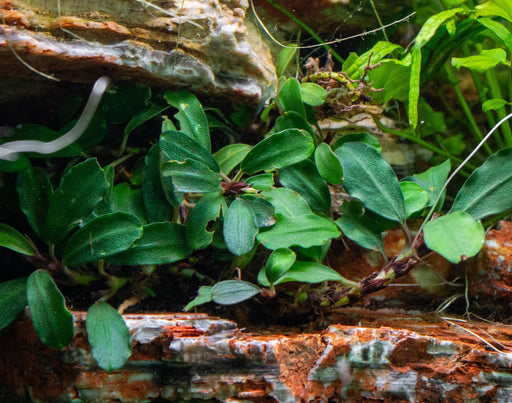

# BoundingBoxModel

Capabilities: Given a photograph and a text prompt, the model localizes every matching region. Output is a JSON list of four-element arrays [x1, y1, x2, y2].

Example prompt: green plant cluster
[[0, 0, 511, 372]]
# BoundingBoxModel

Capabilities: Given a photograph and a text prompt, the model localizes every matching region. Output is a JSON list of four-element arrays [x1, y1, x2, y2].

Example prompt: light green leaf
[[27, 270, 74, 349], [405, 159, 450, 210], [186, 192, 223, 249], [477, 18, 512, 53], [414, 8, 469, 49], [108, 222, 192, 265], [368, 59, 411, 103], [482, 98, 510, 113], [451, 148, 512, 219], [336, 142, 406, 223], [0, 277, 27, 331], [259, 188, 311, 218], [452, 48, 510, 73], [424, 211, 484, 264], [211, 280, 260, 305], [345, 41, 403, 78], [278, 78, 306, 117], [259, 261, 344, 286], [315, 143, 343, 185], [400, 182, 429, 218], [184, 286, 213, 311], [476, 0, 512, 23], [143, 144, 173, 222], [241, 129, 314, 174], [164, 90, 210, 152], [213, 143, 251, 175], [86, 302, 132, 372], [265, 248, 296, 284], [409, 47, 421, 129], [247, 173, 275, 190], [300, 82, 327, 106], [276, 45, 298, 77], [223, 198, 258, 256], [257, 214, 340, 249], [162, 159, 221, 193], [63, 213, 143, 266], [0, 223, 36, 255]]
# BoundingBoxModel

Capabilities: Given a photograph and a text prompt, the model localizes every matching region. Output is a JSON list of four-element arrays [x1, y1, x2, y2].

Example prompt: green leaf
[[45, 159, 109, 244], [211, 280, 260, 305], [86, 302, 132, 372], [159, 130, 219, 172], [368, 59, 411, 103], [315, 143, 343, 185], [418, 98, 447, 136], [279, 160, 331, 213], [27, 270, 74, 349], [482, 98, 510, 113], [265, 248, 296, 285], [110, 184, 147, 223], [345, 41, 403, 78], [241, 129, 314, 174], [439, 134, 466, 156], [414, 8, 469, 49], [164, 90, 210, 152], [247, 173, 275, 190], [223, 198, 258, 256], [162, 159, 221, 193], [476, 0, 512, 23], [259, 261, 344, 286], [423, 211, 485, 264], [274, 112, 315, 136], [63, 213, 143, 266], [276, 45, 298, 77], [99, 81, 150, 125], [452, 48, 510, 73], [143, 145, 173, 222], [240, 195, 276, 227], [184, 286, 213, 311], [331, 132, 382, 153], [259, 188, 311, 217], [0, 277, 27, 331], [17, 167, 52, 240], [400, 182, 429, 218], [405, 159, 450, 210], [124, 102, 169, 136], [257, 214, 340, 249], [278, 78, 306, 117], [213, 144, 252, 175], [186, 192, 223, 249], [477, 18, 512, 53], [108, 222, 192, 265], [336, 142, 406, 223], [300, 82, 327, 106], [408, 47, 421, 129], [0, 223, 36, 255], [451, 148, 512, 219]]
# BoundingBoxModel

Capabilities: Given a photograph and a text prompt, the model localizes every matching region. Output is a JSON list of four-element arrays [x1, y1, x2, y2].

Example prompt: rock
[[0, 0, 276, 103]]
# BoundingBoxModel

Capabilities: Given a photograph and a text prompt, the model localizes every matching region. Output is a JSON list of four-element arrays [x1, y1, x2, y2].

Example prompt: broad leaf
[[143, 145, 172, 222], [336, 142, 406, 223], [162, 159, 221, 193], [331, 132, 382, 153], [63, 213, 143, 266], [211, 280, 260, 305], [278, 78, 306, 117], [27, 270, 74, 349], [86, 302, 132, 372], [404, 159, 450, 210], [274, 111, 315, 136], [265, 248, 296, 285], [424, 211, 485, 264], [108, 222, 192, 265], [300, 83, 327, 106], [213, 144, 251, 175], [223, 198, 258, 256], [17, 166, 52, 240], [0, 223, 35, 255], [164, 90, 210, 152], [257, 214, 340, 249], [186, 192, 223, 249], [451, 148, 512, 219], [241, 129, 314, 174], [315, 143, 343, 185], [240, 195, 276, 227], [400, 182, 429, 218], [452, 48, 510, 73], [0, 277, 27, 331], [45, 159, 109, 244], [259, 188, 311, 218]]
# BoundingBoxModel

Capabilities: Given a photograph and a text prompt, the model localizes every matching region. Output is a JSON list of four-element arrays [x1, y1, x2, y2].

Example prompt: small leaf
[[124, 102, 169, 136], [276, 45, 298, 77], [482, 98, 510, 113], [315, 143, 343, 184], [257, 214, 340, 249], [108, 223, 192, 265], [86, 302, 132, 372], [164, 90, 210, 152], [186, 192, 223, 249], [265, 248, 296, 284], [331, 132, 382, 153], [0, 277, 27, 331], [300, 82, 327, 106], [274, 111, 315, 136], [241, 129, 314, 174], [405, 159, 450, 210], [345, 41, 403, 78], [110, 184, 147, 223], [247, 173, 275, 190], [278, 78, 306, 117], [0, 223, 36, 255], [336, 142, 406, 223], [259, 261, 344, 286], [211, 280, 260, 305], [240, 195, 276, 227], [223, 199, 258, 256], [400, 181, 429, 218], [259, 188, 311, 218], [452, 48, 510, 73], [185, 286, 213, 311], [423, 211, 485, 264], [143, 144, 173, 222], [63, 213, 143, 266], [27, 270, 74, 349], [213, 143, 252, 175], [162, 159, 221, 193]]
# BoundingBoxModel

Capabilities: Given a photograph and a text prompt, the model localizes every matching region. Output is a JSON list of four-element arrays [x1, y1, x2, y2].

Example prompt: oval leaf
[[424, 211, 485, 264], [211, 280, 260, 305], [0, 277, 27, 331], [162, 159, 221, 193], [315, 142, 343, 184], [265, 248, 296, 284], [213, 143, 252, 175], [336, 142, 406, 223], [186, 192, 224, 249], [223, 198, 258, 256], [259, 188, 311, 217], [63, 213, 143, 266], [405, 159, 450, 210], [0, 223, 36, 255], [262, 261, 344, 285], [400, 181, 429, 218], [86, 302, 132, 372], [300, 82, 327, 106], [241, 129, 314, 174], [27, 270, 74, 349], [278, 78, 306, 117], [276, 45, 297, 77]]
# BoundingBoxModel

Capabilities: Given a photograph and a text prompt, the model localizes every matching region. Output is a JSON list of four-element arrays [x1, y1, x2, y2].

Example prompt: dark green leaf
[[259, 188, 311, 217], [164, 91, 210, 152], [241, 129, 314, 174], [143, 145, 173, 222], [315, 143, 343, 185], [86, 302, 132, 372], [111, 184, 147, 223], [124, 102, 169, 136], [211, 280, 260, 305], [259, 261, 344, 286], [278, 78, 306, 117], [265, 248, 296, 284], [213, 144, 251, 175], [0, 277, 27, 331], [336, 142, 406, 223], [186, 193, 223, 249], [274, 111, 315, 136], [247, 173, 275, 190], [27, 270, 74, 349], [223, 198, 258, 256], [63, 213, 143, 266], [331, 132, 382, 153], [0, 223, 36, 255], [108, 222, 192, 265], [162, 159, 221, 193], [99, 81, 150, 125], [240, 195, 276, 227]]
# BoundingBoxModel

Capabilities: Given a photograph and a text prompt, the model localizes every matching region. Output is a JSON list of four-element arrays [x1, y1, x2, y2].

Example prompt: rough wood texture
[[0, 0, 276, 103]]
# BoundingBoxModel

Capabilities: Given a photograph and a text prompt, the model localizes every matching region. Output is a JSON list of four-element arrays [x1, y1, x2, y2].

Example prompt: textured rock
[[0, 0, 276, 103]]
